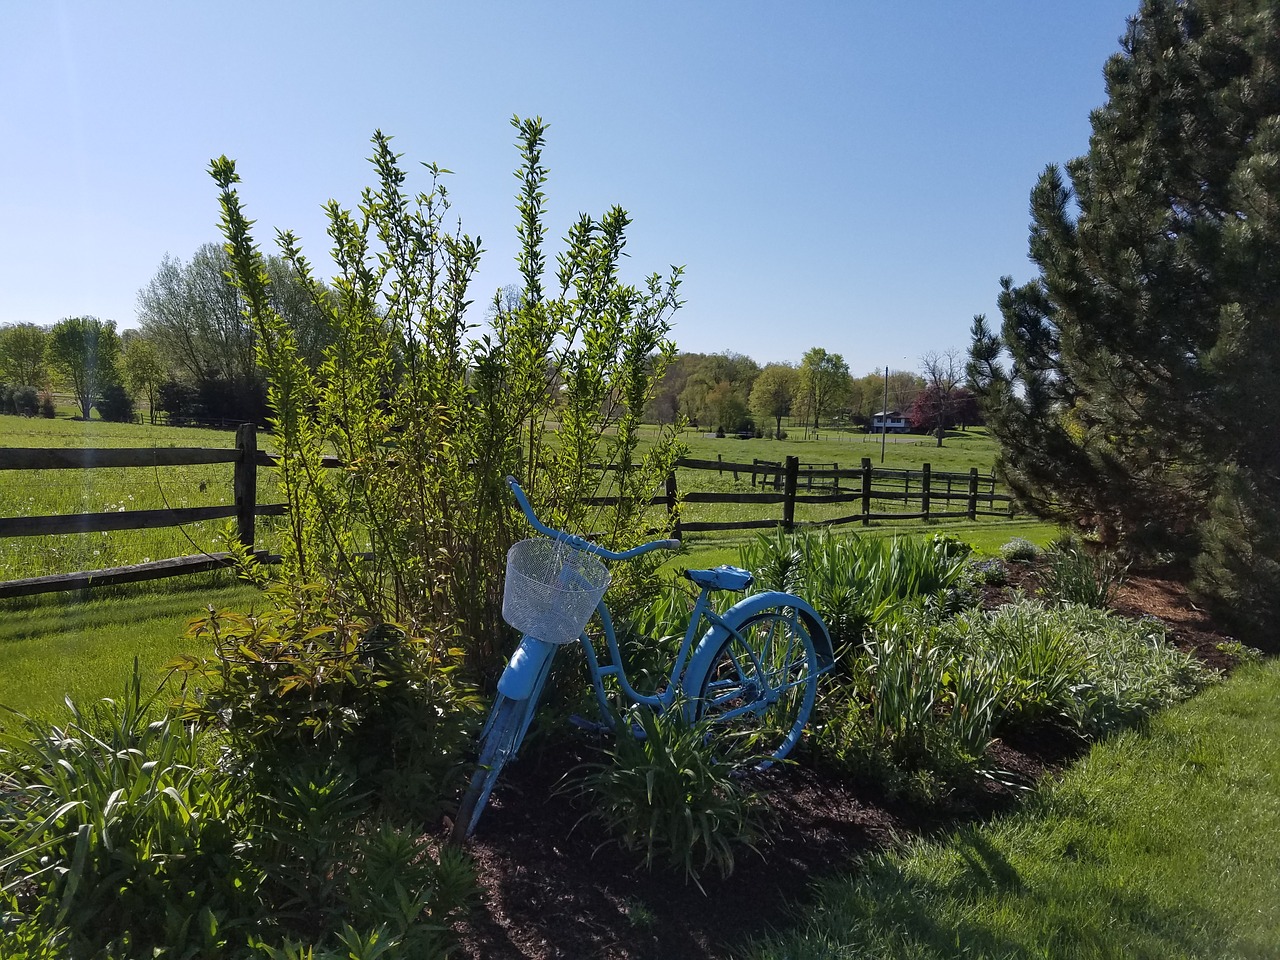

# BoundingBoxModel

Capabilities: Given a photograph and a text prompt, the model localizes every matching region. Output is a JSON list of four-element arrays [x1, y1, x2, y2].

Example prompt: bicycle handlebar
[[506, 476, 681, 561]]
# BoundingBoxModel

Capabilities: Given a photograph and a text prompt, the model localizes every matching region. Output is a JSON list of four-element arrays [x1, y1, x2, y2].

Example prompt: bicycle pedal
[[569, 714, 611, 736]]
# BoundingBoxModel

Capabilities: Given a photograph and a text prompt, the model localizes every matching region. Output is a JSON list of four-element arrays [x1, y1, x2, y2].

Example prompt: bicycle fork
[[452, 635, 558, 842]]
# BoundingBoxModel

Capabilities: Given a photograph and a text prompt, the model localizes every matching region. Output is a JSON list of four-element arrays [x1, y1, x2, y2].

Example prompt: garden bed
[[451, 564, 1242, 960]]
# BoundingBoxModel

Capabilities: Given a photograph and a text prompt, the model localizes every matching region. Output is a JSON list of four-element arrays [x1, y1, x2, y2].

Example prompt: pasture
[[0, 415, 1014, 583]]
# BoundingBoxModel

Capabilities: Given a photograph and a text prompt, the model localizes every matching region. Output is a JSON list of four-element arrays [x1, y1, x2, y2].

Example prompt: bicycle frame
[[452, 477, 835, 840]]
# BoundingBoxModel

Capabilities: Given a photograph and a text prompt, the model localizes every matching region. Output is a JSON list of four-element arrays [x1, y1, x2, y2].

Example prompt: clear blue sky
[[1, 1, 1136, 376]]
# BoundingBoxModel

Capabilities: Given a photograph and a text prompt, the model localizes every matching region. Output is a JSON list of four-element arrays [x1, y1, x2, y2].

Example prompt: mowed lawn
[[752, 656, 1280, 960], [0, 578, 259, 720]]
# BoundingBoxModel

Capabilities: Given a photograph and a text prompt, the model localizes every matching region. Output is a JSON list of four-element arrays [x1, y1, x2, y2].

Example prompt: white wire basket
[[502, 538, 611, 644]]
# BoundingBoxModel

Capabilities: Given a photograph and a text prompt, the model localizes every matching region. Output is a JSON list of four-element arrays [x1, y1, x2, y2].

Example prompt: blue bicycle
[[452, 477, 835, 840]]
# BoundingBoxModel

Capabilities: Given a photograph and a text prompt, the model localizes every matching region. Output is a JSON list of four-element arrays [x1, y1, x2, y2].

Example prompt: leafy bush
[[967, 556, 1007, 586], [245, 765, 475, 957], [1, 666, 478, 958], [171, 581, 482, 822], [942, 601, 1088, 728], [810, 606, 999, 801], [11, 384, 37, 416], [212, 119, 684, 681], [999, 537, 1040, 562], [1047, 606, 1215, 735], [808, 599, 1214, 801], [1039, 535, 1126, 607], [572, 705, 764, 890], [36, 389, 55, 418]]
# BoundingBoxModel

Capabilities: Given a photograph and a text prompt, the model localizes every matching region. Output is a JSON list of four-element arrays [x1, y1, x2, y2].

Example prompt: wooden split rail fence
[[0, 433, 1011, 598]]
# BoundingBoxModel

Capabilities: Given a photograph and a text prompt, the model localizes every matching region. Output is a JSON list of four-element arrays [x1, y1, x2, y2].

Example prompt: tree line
[[0, 244, 338, 426], [647, 346, 979, 442], [2, 250, 979, 441]]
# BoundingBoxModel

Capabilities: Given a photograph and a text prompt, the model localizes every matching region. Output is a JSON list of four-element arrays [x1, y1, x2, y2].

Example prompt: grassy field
[[0, 575, 259, 719], [0, 416, 1019, 581], [0, 415, 253, 580], [753, 657, 1280, 960]]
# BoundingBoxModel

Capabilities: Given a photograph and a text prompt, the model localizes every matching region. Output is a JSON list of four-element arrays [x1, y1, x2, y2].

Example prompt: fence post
[[665, 470, 680, 539], [922, 462, 931, 519], [967, 467, 979, 520], [234, 423, 257, 551], [832, 462, 839, 493], [861, 457, 872, 527], [782, 456, 799, 532]]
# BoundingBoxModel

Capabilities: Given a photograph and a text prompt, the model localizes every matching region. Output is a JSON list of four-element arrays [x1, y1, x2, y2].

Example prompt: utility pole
[[880, 365, 889, 464]]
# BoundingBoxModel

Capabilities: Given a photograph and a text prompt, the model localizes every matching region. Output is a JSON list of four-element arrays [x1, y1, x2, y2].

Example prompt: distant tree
[[47, 317, 120, 420], [674, 351, 758, 428], [647, 351, 703, 423], [952, 387, 980, 429], [137, 243, 249, 385], [0, 322, 48, 387], [749, 363, 798, 437], [917, 349, 965, 447], [121, 331, 166, 424], [96, 384, 135, 423], [795, 347, 851, 435], [136, 243, 337, 420], [968, 0, 1280, 638]]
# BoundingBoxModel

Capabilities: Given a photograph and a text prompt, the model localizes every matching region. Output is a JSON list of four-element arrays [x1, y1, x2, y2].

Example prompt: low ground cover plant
[[806, 595, 1218, 802]]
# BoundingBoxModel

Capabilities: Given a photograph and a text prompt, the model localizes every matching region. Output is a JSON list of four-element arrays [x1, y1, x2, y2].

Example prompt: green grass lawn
[[0, 576, 259, 719], [752, 656, 1280, 960], [1, 416, 1018, 580], [0, 413, 256, 580]]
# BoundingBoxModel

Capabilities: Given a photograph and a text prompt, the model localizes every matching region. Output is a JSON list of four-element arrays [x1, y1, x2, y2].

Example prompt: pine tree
[[969, 0, 1280, 638]]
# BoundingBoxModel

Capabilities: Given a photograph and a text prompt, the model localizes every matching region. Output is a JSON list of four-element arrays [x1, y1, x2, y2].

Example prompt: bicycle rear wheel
[[695, 608, 818, 767], [452, 694, 526, 842]]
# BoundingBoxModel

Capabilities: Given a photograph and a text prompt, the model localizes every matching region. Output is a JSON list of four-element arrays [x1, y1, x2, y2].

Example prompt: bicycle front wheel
[[695, 608, 818, 767], [451, 694, 526, 842]]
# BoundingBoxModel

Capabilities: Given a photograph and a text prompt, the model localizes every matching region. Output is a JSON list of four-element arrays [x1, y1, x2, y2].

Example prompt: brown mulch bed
[[448, 563, 1244, 960]]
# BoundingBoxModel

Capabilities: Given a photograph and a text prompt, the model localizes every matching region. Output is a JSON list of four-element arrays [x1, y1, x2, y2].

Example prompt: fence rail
[[0, 435, 1012, 598]]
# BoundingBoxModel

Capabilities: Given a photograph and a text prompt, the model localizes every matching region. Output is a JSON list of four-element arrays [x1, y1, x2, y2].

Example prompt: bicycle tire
[[452, 694, 526, 842], [695, 607, 818, 767]]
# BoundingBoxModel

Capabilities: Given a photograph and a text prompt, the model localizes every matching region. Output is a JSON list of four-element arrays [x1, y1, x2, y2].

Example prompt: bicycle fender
[[496, 635, 558, 701], [680, 591, 836, 702]]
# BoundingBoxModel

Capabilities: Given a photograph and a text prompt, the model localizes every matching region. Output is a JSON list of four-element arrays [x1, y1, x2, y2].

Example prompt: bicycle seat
[[683, 565, 754, 592]]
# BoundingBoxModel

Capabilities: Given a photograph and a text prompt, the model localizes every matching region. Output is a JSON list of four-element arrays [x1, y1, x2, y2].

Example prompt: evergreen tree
[[969, 0, 1280, 637]]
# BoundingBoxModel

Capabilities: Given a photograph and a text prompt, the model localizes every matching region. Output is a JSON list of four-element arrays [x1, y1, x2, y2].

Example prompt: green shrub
[[211, 119, 684, 682], [810, 606, 999, 802], [967, 556, 1008, 586], [1049, 606, 1216, 735], [245, 766, 474, 957], [1, 666, 478, 958], [572, 704, 764, 891], [94, 384, 135, 422], [11, 385, 37, 417], [170, 581, 483, 823], [740, 530, 971, 657], [999, 537, 1040, 562], [940, 600, 1214, 737]]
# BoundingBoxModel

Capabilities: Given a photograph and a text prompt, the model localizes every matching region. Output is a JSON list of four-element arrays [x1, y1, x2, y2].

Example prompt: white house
[[870, 410, 909, 434]]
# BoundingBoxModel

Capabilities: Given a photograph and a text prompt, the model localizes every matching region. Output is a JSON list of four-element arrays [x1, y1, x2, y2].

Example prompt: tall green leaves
[[211, 118, 683, 673]]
